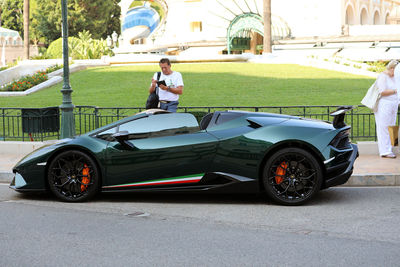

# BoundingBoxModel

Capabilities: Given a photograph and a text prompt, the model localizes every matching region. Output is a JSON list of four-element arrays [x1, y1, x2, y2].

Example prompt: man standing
[[149, 58, 184, 112]]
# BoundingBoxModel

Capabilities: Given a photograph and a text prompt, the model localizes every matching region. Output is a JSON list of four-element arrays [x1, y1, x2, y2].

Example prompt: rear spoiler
[[330, 105, 354, 129]]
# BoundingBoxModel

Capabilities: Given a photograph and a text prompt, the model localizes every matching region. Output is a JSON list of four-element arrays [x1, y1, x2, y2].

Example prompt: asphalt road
[[1, 184, 400, 266]]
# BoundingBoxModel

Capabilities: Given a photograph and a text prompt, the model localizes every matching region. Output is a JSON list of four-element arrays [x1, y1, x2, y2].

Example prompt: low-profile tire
[[262, 148, 322, 206], [47, 150, 100, 202]]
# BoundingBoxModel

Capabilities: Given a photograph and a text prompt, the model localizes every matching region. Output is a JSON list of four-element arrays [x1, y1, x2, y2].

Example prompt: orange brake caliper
[[275, 162, 288, 185], [81, 164, 90, 192]]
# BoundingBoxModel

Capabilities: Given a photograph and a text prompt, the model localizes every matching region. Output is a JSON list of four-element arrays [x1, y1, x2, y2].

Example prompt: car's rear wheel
[[263, 148, 322, 205], [47, 150, 100, 202]]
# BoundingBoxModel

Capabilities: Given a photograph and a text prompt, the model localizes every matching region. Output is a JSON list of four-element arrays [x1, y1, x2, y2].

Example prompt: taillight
[[330, 129, 351, 149]]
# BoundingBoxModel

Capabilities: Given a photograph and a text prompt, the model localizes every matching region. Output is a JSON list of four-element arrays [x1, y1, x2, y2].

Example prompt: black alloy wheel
[[47, 150, 100, 202], [263, 148, 322, 205]]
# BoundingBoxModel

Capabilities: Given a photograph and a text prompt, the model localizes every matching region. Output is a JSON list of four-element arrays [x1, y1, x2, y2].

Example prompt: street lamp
[[60, 0, 75, 138]]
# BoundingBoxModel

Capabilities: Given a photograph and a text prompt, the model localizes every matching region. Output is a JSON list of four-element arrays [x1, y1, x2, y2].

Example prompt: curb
[[0, 171, 13, 183], [345, 174, 400, 186], [0, 171, 399, 186]]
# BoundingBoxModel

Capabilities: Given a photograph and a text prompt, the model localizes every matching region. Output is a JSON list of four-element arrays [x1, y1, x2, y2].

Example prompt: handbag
[[361, 82, 381, 112], [388, 125, 399, 146], [145, 72, 161, 109]]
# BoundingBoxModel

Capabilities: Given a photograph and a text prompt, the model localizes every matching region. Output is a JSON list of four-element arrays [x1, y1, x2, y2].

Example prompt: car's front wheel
[[47, 150, 100, 202], [263, 148, 322, 205]]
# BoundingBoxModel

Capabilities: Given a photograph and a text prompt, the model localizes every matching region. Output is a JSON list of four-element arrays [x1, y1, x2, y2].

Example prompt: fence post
[[77, 106, 81, 135], [350, 108, 354, 137], [95, 107, 99, 129], [1, 109, 5, 141]]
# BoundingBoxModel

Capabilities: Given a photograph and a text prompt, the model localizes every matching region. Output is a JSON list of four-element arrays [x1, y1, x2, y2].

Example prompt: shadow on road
[[11, 187, 361, 206]]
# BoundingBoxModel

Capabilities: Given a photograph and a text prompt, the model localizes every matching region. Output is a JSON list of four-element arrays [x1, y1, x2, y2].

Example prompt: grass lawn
[[0, 63, 374, 108]]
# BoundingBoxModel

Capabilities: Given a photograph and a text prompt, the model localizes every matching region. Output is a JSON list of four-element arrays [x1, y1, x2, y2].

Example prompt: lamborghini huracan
[[10, 107, 358, 205]]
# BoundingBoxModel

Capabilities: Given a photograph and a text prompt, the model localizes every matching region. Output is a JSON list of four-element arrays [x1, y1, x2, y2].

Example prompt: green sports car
[[10, 108, 358, 205]]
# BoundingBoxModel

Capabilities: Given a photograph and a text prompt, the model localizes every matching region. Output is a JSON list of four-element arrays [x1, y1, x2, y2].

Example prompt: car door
[[103, 113, 219, 188]]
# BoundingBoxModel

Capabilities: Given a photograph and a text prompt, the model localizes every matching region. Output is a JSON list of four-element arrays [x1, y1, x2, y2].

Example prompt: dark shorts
[[160, 101, 179, 112]]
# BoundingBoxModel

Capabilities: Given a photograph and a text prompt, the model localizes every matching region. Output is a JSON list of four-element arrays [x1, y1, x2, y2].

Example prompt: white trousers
[[374, 99, 398, 156]]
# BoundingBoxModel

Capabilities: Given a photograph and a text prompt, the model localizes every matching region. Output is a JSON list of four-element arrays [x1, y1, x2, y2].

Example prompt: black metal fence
[[0, 105, 384, 142]]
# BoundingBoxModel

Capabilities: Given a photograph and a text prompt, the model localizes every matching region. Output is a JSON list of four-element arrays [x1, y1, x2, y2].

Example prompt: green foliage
[[1, 64, 62, 92], [151, 1, 165, 20], [45, 64, 63, 73], [365, 61, 389, 73], [1, 71, 47, 92], [0, 0, 24, 36], [30, 46, 50, 60], [31, 0, 121, 46], [0, 60, 18, 72], [46, 31, 113, 59], [129, 1, 144, 8], [46, 37, 81, 59], [106, 0, 122, 38]]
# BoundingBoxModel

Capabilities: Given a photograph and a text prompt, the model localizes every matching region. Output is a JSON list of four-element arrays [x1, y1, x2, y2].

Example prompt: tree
[[263, 0, 272, 54], [0, 0, 24, 36], [32, 0, 121, 46], [29, 0, 42, 45], [0, 0, 41, 48], [24, 0, 29, 59], [106, 0, 122, 37]]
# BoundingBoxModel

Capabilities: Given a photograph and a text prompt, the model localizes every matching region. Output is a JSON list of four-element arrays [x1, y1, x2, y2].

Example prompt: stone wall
[[1, 45, 39, 65]]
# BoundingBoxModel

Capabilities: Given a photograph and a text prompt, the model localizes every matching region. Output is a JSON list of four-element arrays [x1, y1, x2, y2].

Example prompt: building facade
[[118, 0, 400, 53], [0, 27, 38, 65]]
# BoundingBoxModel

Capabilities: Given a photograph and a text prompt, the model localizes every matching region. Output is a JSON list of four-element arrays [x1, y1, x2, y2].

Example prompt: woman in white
[[374, 60, 398, 158]]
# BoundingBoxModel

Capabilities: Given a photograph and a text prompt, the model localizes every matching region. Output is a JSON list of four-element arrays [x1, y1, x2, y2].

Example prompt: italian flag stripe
[[103, 174, 204, 189]]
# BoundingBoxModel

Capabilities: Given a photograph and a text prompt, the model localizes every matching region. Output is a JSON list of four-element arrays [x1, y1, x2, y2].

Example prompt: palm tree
[[263, 0, 272, 54], [23, 0, 29, 59]]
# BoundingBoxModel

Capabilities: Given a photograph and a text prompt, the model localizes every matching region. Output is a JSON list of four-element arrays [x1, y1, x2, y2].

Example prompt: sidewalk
[[349, 154, 400, 186], [1, 144, 399, 186]]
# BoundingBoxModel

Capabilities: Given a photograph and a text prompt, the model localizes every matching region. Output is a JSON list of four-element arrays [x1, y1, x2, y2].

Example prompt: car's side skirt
[[101, 172, 260, 193], [102, 174, 204, 189]]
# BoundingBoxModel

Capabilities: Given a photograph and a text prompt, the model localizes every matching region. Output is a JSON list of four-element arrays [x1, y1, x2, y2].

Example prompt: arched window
[[360, 8, 369, 25], [373, 11, 380, 25], [345, 4, 356, 25], [14, 37, 22, 46]]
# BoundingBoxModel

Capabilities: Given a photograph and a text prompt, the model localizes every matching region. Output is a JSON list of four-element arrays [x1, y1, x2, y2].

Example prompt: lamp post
[[60, 0, 75, 138]]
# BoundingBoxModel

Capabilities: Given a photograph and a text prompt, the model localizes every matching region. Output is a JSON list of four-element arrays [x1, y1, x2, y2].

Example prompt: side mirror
[[112, 131, 136, 149]]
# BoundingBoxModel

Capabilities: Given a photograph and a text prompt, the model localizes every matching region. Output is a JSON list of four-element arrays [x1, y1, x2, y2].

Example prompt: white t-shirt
[[152, 71, 184, 101], [376, 72, 397, 102]]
